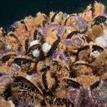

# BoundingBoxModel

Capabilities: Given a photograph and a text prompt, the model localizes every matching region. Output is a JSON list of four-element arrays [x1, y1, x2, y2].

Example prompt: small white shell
[[42, 42, 51, 53], [32, 49, 40, 57], [95, 36, 107, 47], [30, 40, 40, 47]]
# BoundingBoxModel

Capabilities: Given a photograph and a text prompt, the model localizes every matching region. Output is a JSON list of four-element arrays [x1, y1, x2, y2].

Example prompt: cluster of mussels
[[0, 1, 107, 107]]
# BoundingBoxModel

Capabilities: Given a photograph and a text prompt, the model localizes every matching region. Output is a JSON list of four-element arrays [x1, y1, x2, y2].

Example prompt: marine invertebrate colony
[[0, 1, 107, 107]]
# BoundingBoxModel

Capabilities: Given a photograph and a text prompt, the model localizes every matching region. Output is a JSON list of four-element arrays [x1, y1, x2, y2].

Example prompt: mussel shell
[[6, 33, 22, 48], [12, 57, 34, 73], [77, 45, 90, 61], [3, 76, 42, 106], [13, 58, 32, 65], [47, 37, 60, 57], [63, 78, 81, 89], [91, 79, 107, 105], [92, 45, 104, 52], [90, 80, 100, 90], [66, 31, 80, 39], [65, 31, 88, 51], [93, 16, 107, 25], [42, 70, 58, 93], [0, 40, 5, 50], [25, 38, 29, 54], [51, 12, 59, 22], [1, 53, 16, 63]]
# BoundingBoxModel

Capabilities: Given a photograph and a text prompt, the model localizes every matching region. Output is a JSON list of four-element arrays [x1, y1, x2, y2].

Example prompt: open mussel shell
[[1, 52, 16, 63], [12, 56, 35, 73], [93, 15, 107, 25], [77, 44, 104, 62], [77, 45, 90, 61], [3, 76, 43, 106], [91, 44, 104, 58], [65, 31, 89, 52], [66, 79, 107, 107], [13, 56, 33, 64], [92, 45, 104, 52]]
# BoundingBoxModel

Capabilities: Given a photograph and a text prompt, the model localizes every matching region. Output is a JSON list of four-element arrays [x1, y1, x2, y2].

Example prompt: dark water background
[[0, 0, 106, 28]]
